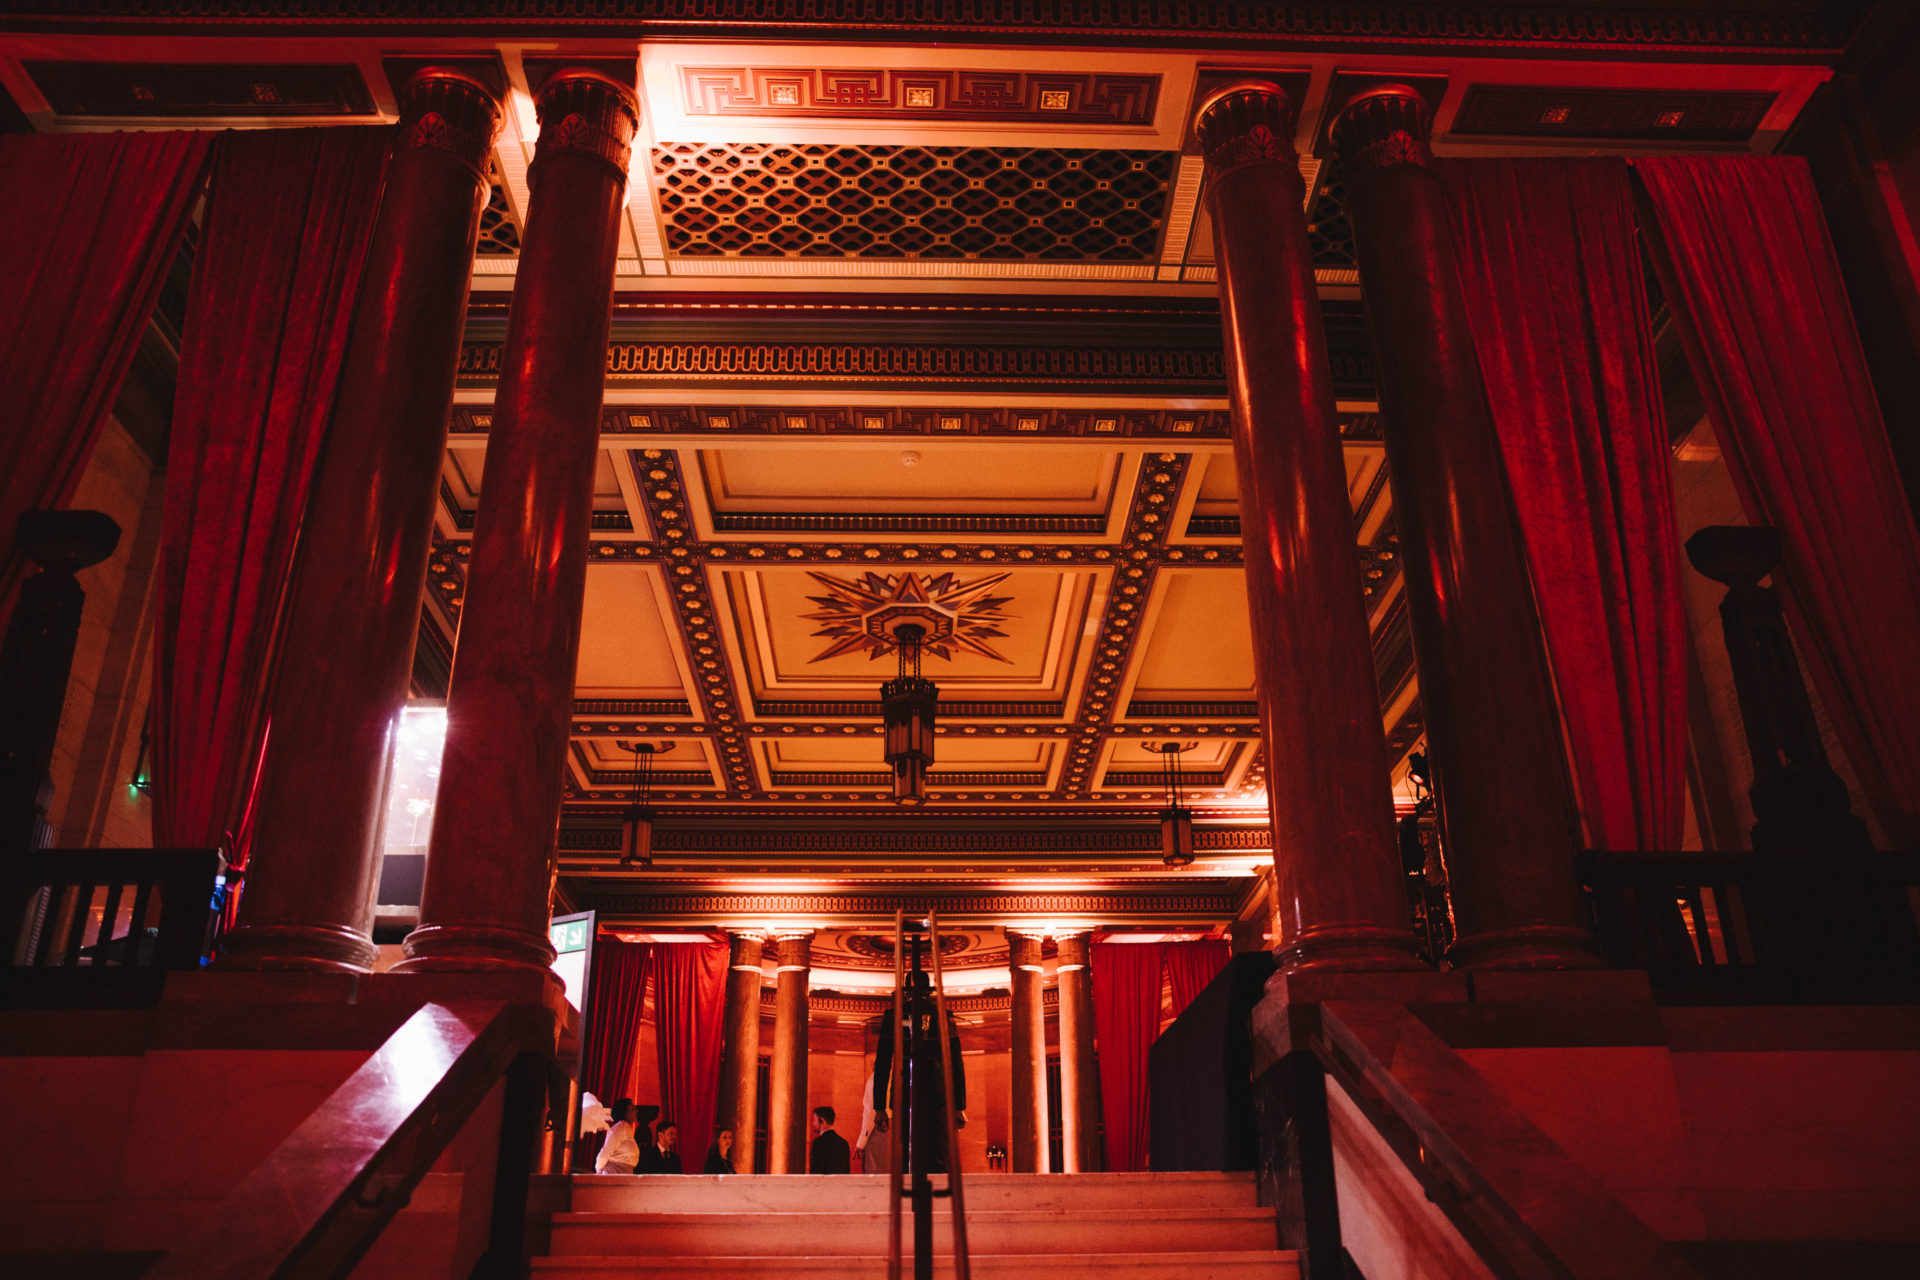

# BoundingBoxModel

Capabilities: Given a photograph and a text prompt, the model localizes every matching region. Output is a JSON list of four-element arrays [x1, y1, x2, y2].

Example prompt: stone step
[[531, 1250, 1301, 1279], [567, 1172, 1260, 1215], [548, 1207, 1277, 1258]]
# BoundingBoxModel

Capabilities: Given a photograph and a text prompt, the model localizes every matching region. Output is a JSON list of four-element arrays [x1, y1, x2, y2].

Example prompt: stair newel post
[[887, 908, 906, 1280], [928, 910, 971, 1280]]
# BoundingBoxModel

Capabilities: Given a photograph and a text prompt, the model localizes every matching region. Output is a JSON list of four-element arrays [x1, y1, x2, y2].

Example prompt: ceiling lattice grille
[[652, 143, 1177, 260]]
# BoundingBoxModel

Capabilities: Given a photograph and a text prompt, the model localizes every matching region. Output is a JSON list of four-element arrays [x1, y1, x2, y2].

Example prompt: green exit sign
[[550, 919, 590, 954]]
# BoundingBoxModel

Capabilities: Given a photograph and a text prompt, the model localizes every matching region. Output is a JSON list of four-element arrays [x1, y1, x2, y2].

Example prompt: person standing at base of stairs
[[856, 1071, 889, 1173], [810, 1106, 852, 1173]]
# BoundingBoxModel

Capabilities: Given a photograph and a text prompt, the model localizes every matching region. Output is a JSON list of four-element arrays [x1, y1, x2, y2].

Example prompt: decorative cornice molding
[[9, 4, 1845, 54], [680, 67, 1160, 126]]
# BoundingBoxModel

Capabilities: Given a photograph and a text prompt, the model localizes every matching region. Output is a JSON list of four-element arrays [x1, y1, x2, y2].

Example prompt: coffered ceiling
[[0, 1, 1844, 935]]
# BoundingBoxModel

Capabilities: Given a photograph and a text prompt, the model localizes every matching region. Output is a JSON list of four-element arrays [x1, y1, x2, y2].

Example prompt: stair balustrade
[[2, 846, 221, 1008], [145, 998, 562, 1280]]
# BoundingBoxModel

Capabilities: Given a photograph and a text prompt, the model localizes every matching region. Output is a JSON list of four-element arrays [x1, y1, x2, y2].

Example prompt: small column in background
[[715, 931, 766, 1173], [1053, 931, 1101, 1172], [1007, 929, 1050, 1173], [767, 931, 813, 1173]]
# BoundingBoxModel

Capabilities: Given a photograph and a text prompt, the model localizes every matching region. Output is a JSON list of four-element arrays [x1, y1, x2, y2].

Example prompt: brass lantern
[[618, 741, 659, 868], [1150, 740, 1195, 868], [882, 623, 937, 806]]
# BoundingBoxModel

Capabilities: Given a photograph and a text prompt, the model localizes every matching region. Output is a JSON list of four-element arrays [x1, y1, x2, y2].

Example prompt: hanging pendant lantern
[[1150, 740, 1195, 868], [619, 741, 659, 868], [882, 623, 938, 807]]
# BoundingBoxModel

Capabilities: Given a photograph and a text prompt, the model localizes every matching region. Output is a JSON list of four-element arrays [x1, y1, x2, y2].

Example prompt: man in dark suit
[[638, 1120, 682, 1173], [809, 1106, 852, 1174]]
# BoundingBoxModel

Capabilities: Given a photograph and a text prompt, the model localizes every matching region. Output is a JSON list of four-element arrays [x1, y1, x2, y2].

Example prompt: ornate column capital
[[727, 930, 766, 969], [533, 68, 639, 180], [772, 931, 814, 969], [1329, 84, 1436, 189], [1195, 80, 1303, 192], [396, 67, 503, 182], [1006, 930, 1046, 969], [1053, 932, 1091, 969]]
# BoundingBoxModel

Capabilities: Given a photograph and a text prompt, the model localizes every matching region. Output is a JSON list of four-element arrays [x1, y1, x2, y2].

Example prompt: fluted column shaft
[[1331, 88, 1599, 969], [399, 69, 637, 974], [715, 932, 765, 1172], [767, 932, 812, 1174], [1053, 932, 1099, 1172], [1007, 930, 1050, 1173], [222, 70, 502, 972], [1197, 82, 1421, 972]]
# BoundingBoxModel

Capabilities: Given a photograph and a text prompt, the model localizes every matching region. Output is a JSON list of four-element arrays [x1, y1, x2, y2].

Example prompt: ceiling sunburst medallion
[[804, 570, 1016, 663]]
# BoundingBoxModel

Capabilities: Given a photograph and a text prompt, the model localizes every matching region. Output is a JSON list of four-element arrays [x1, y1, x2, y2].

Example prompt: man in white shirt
[[595, 1099, 641, 1174]]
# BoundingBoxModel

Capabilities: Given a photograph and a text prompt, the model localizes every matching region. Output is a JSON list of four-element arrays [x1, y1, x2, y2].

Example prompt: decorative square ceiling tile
[[688, 444, 1131, 538], [753, 733, 1060, 791], [716, 565, 1098, 706], [575, 564, 697, 701], [1124, 570, 1257, 706]]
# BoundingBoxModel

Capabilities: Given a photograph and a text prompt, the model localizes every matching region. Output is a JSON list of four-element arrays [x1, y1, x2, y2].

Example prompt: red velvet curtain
[[1090, 941, 1163, 1172], [152, 128, 389, 863], [653, 940, 730, 1172], [582, 939, 652, 1106], [1441, 158, 1689, 851], [1636, 156, 1920, 848], [0, 131, 211, 615], [1164, 940, 1230, 1020]]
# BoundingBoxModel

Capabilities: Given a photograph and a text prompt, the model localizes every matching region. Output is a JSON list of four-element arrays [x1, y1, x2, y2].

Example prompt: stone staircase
[[531, 1171, 1300, 1279]]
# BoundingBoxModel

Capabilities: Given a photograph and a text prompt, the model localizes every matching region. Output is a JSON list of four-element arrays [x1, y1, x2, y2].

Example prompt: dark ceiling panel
[[25, 60, 375, 117], [1451, 84, 1777, 143]]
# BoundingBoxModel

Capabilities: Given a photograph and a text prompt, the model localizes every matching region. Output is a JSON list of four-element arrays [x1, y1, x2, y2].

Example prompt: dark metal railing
[[886, 909, 971, 1280], [1579, 849, 1920, 1003], [2, 847, 222, 1008]]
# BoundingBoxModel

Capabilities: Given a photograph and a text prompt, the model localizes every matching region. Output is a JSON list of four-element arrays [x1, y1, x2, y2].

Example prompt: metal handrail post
[[886, 909, 906, 1280], [927, 910, 971, 1280]]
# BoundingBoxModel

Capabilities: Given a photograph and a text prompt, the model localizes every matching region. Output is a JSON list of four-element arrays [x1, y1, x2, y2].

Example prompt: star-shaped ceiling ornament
[[803, 570, 1016, 663]]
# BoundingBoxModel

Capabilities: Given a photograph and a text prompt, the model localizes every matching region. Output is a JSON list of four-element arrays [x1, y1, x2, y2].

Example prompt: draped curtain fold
[[1636, 156, 1920, 849], [0, 130, 211, 616], [1090, 941, 1164, 1172], [581, 939, 652, 1107], [1440, 158, 1689, 851], [653, 940, 731, 1172], [151, 128, 389, 868], [1163, 940, 1231, 1020]]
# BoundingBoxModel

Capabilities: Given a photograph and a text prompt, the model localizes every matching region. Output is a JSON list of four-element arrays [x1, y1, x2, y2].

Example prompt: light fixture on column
[[1149, 741, 1196, 868], [882, 623, 937, 806], [617, 740, 660, 868]]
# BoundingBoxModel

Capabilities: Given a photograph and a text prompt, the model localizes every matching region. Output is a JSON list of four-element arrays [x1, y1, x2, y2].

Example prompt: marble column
[[767, 931, 812, 1174], [715, 932, 766, 1173], [1053, 932, 1100, 1172], [1007, 930, 1050, 1173], [1330, 86, 1599, 969], [222, 69, 503, 972], [398, 69, 637, 975], [1196, 82, 1422, 972]]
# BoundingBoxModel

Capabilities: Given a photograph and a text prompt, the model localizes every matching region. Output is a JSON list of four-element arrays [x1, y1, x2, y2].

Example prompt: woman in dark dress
[[703, 1127, 737, 1174]]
